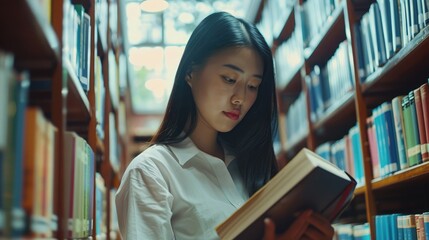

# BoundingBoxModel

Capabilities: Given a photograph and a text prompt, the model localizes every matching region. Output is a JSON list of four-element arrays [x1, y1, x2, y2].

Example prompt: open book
[[215, 148, 356, 240]]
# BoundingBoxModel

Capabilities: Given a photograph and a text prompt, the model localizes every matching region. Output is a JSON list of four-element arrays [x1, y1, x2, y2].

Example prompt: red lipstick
[[224, 110, 240, 120]]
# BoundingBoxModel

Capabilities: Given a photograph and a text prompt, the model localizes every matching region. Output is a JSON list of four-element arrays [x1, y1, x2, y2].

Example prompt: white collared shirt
[[115, 137, 249, 240]]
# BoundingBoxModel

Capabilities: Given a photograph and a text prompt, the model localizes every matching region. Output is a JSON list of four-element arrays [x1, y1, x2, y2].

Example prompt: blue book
[[305, 75, 318, 123], [398, 215, 405, 240], [421, 0, 429, 26], [399, 0, 410, 45], [316, 142, 332, 163], [11, 73, 30, 236], [373, 106, 387, 177], [403, 214, 417, 240], [410, 0, 420, 38], [391, 0, 402, 52], [349, 125, 364, 186], [381, 103, 400, 174], [390, 214, 400, 240], [377, 0, 394, 59], [369, 2, 388, 67], [311, 65, 324, 120], [391, 96, 408, 170], [376, 215, 383, 240], [353, 22, 367, 82], [423, 212, 429, 239]]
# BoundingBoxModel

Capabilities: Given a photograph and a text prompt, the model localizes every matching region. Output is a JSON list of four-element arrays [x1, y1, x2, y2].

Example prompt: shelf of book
[[362, 25, 429, 95], [312, 91, 356, 144], [304, 1, 346, 64], [257, 0, 429, 238], [371, 161, 429, 190], [65, 58, 91, 123], [0, 0, 126, 239], [354, 185, 366, 195], [284, 130, 308, 157], [71, 0, 91, 10], [273, 7, 295, 46], [0, 0, 59, 72], [277, 63, 304, 95]]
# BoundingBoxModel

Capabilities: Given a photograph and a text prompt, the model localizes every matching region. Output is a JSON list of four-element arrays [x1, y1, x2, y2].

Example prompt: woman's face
[[187, 47, 263, 133]]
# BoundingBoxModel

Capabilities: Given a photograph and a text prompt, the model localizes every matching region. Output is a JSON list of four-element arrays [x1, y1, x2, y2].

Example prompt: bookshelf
[[0, 0, 126, 239], [257, 0, 429, 238]]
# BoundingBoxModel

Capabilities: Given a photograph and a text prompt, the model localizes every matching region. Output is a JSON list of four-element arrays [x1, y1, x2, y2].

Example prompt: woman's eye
[[222, 76, 236, 84], [248, 85, 259, 91]]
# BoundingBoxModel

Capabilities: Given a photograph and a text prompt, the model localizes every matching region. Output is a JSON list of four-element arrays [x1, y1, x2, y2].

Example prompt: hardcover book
[[215, 148, 356, 240]]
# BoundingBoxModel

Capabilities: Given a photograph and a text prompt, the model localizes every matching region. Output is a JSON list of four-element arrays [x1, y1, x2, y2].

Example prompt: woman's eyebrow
[[222, 64, 263, 79]]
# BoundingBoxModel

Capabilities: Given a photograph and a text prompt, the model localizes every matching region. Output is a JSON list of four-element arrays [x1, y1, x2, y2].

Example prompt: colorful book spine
[[420, 83, 429, 162], [11, 72, 30, 236], [403, 214, 418, 240], [402, 95, 422, 166], [423, 212, 429, 239], [367, 116, 380, 178], [392, 96, 409, 170], [414, 87, 428, 162]]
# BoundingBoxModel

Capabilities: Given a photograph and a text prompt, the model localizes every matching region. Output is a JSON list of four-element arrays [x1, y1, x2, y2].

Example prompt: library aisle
[[2, 0, 429, 239], [0, 0, 125, 239]]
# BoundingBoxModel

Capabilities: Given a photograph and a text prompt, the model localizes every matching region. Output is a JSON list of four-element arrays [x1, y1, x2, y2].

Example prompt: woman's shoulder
[[129, 143, 172, 168]]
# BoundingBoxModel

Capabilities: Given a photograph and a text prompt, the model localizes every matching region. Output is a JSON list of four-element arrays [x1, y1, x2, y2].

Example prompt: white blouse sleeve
[[115, 159, 174, 240]]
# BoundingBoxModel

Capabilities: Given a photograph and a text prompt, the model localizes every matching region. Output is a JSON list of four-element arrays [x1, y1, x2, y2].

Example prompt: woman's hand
[[263, 209, 334, 240]]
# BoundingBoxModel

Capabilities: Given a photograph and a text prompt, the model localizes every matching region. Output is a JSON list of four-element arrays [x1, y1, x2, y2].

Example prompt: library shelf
[[304, 1, 346, 66], [71, 0, 92, 10], [277, 65, 304, 101], [362, 25, 429, 95], [274, 7, 295, 44], [284, 130, 308, 158], [354, 185, 366, 196], [371, 161, 429, 191], [64, 58, 91, 123], [0, 0, 59, 72], [312, 91, 356, 143], [258, 0, 429, 238]]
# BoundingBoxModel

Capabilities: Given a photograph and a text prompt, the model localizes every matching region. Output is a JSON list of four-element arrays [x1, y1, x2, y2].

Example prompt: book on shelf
[[215, 148, 356, 240], [391, 95, 409, 170], [402, 94, 422, 166], [414, 87, 429, 162], [420, 83, 429, 162]]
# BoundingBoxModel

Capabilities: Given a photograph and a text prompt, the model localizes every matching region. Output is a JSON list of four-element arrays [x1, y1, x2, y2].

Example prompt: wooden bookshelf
[[0, 0, 127, 239], [0, 1, 59, 72], [259, 0, 429, 238]]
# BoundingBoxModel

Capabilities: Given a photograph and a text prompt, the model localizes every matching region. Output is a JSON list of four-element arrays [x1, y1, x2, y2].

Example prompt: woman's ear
[[185, 72, 193, 87]]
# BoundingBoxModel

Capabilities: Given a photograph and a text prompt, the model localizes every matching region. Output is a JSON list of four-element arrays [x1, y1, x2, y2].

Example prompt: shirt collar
[[168, 137, 200, 166], [168, 136, 235, 166]]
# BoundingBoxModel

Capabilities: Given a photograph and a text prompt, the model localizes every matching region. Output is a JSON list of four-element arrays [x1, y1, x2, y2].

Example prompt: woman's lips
[[224, 111, 240, 120]]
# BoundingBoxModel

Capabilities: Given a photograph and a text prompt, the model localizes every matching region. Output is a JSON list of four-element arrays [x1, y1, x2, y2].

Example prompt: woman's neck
[[189, 124, 224, 161]]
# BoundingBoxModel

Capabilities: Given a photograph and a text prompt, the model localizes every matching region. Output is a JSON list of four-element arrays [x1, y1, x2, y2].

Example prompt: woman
[[116, 11, 334, 240]]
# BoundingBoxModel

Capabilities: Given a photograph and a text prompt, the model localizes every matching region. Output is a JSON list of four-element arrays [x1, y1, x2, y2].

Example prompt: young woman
[[116, 12, 334, 240]]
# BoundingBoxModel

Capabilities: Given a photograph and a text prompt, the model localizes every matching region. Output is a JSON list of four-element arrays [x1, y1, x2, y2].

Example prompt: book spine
[[414, 87, 428, 162], [403, 214, 417, 240], [423, 212, 429, 239], [402, 95, 420, 166], [392, 96, 409, 169], [367, 116, 380, 178], [391, 0, 403, 52], [409, 91, 423, 165], [381, 102, 400, 174], [11, 73, 30, 236], [420, 83, 429, 162]]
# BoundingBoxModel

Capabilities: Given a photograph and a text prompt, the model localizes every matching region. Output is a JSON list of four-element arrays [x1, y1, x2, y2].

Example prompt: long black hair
[[151, 11, 278, 196]]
